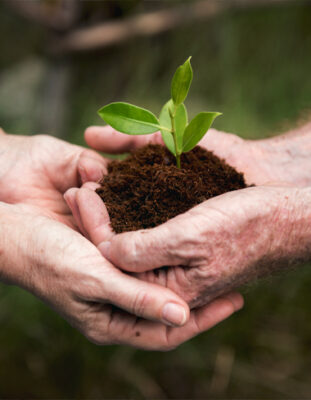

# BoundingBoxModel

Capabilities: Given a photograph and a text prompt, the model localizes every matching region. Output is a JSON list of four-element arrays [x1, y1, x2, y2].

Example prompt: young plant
[[98, 57, 221, 168]]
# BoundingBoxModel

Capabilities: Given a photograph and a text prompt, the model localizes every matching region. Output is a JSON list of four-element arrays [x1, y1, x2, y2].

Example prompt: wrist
[[0, 129, 10, 148], [253, 124, 311, 186], [0, 202, 18, 285], [280, 186, 311, 264], [0, 133, 15, 185], [253, 186, 311, 277], [0, 202, 36, 290]]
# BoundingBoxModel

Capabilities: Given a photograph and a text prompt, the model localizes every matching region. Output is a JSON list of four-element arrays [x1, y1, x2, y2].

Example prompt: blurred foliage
[[0, 1, 311, 398]]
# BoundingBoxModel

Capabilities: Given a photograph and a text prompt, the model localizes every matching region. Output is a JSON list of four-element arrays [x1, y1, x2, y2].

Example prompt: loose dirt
[[96, 144, 247, 233]]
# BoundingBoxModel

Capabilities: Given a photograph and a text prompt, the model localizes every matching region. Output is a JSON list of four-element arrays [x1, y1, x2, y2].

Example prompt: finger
[[85, 125, 163, 153], [165, 292, 244, 348], [166, 292, 243, 346], [81, 181, 101, 191], [47, 140, 108, 193], [198, 128, 241, 153], [90, 266, 190, 328], [64, 188, 89, 237], [69, 188, 190, 327], [100, 223, 186, 272], [91, 292, 243, 349], [78, 149, 108, 184], [75, 187, 115, 244]]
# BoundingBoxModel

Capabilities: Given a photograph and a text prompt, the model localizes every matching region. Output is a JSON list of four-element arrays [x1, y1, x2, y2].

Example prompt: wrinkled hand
[[66, 181, 309, 308], [1, 201, 215, 350], [70, 126, 311, 308], [0, 128, 243, 349]]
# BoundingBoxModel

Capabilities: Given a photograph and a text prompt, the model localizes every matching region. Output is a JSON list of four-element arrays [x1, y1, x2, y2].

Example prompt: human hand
[[66, 180, 311, 308], [0, 129, 243, 349], [64, 124, 311, 317], [0, 201, 231, 350], [65, 183, 248, 310], [0, 128, 108, 228]]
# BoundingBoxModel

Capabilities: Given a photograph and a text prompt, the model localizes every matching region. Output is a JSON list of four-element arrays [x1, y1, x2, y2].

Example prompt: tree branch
[[51, 0, 297, 54]]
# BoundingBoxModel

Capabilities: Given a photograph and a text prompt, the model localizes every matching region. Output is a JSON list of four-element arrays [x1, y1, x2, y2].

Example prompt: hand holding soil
[[73, 124, 311, 308], [1, 129, 236, 350]]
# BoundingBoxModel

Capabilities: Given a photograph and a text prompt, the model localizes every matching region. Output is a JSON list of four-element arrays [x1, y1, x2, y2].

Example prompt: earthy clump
[[96, 144, 247, 233]]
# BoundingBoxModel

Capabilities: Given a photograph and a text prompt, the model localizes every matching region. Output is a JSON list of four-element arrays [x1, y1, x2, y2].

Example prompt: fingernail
[[162, 303, 187, 327], [98, 241, 111, 260]]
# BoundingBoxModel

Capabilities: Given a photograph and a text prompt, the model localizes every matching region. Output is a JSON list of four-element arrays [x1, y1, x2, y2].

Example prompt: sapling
[[98, 57, 221, 168]]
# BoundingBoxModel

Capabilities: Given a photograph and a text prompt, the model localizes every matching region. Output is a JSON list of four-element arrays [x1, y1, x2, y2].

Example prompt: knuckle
[[113, 236, 139, 269], [159, 331, 179, 352], [83, 326, 111, 346], [159, 336, 178, 352], [164, 225, 206, 265], [184, 264, 222, 308], [188, 264, 218, 283], [131, 290, 151, 316], [83, 328, 102, 345]]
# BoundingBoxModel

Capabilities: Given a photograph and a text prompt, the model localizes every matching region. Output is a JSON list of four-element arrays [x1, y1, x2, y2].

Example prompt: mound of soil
[[96, 144, 247, 233]]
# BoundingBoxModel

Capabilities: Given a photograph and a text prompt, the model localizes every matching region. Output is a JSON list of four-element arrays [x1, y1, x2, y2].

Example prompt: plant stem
[[176, 153, 181, 169], [169, 105, 181, 168]]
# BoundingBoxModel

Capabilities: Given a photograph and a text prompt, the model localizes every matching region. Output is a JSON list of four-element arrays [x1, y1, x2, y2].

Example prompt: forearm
[[0, 202, 44, 293], [0, 202, 21, 285], [236, 186, 311, 281], [0, 132, 23, 192], [253, 122, 311, 187]]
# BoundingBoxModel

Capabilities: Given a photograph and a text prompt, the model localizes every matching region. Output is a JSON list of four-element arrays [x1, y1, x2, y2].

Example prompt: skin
[[0, 129, 243, 349], [67, 124, 311, 308]]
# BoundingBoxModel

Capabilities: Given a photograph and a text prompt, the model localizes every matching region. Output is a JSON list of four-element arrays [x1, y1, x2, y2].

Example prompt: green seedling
[[98, 57, 221, 168]]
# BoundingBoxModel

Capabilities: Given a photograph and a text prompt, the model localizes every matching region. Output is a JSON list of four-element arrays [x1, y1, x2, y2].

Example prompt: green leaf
[[159, 100, 188, 155], [183, 112, 222, 152], [174, 103, 187, 153], [159, 100, 175, 155], [98, 102, 160, 135], [171, 57, 193, 106]]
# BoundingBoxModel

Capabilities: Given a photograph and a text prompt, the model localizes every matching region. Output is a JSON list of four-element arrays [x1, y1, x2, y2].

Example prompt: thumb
[[77, 149, 108, 184], [71, 186, 190, 273], [85, 125, 163, 153], [99, 224, 186, 273], [50, 143, 108, 193], [100, 266, 190, 327]]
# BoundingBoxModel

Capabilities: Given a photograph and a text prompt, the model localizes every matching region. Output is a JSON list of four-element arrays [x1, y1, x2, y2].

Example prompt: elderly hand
[[67, 183, 311, 308], [69, 125, 311, 308], [1, 200, 229, 350], [0, 128, 243, 350]]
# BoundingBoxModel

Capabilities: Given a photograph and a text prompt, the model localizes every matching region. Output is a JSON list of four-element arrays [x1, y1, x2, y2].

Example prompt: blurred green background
[[1, 0, 311, 398]]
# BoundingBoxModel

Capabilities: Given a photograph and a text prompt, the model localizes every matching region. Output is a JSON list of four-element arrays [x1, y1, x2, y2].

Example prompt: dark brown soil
[[96, 144, 247, 233]]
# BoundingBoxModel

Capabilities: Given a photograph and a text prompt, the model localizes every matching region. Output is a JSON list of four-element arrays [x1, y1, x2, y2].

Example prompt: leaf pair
[[98, 57, 221, 167]]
